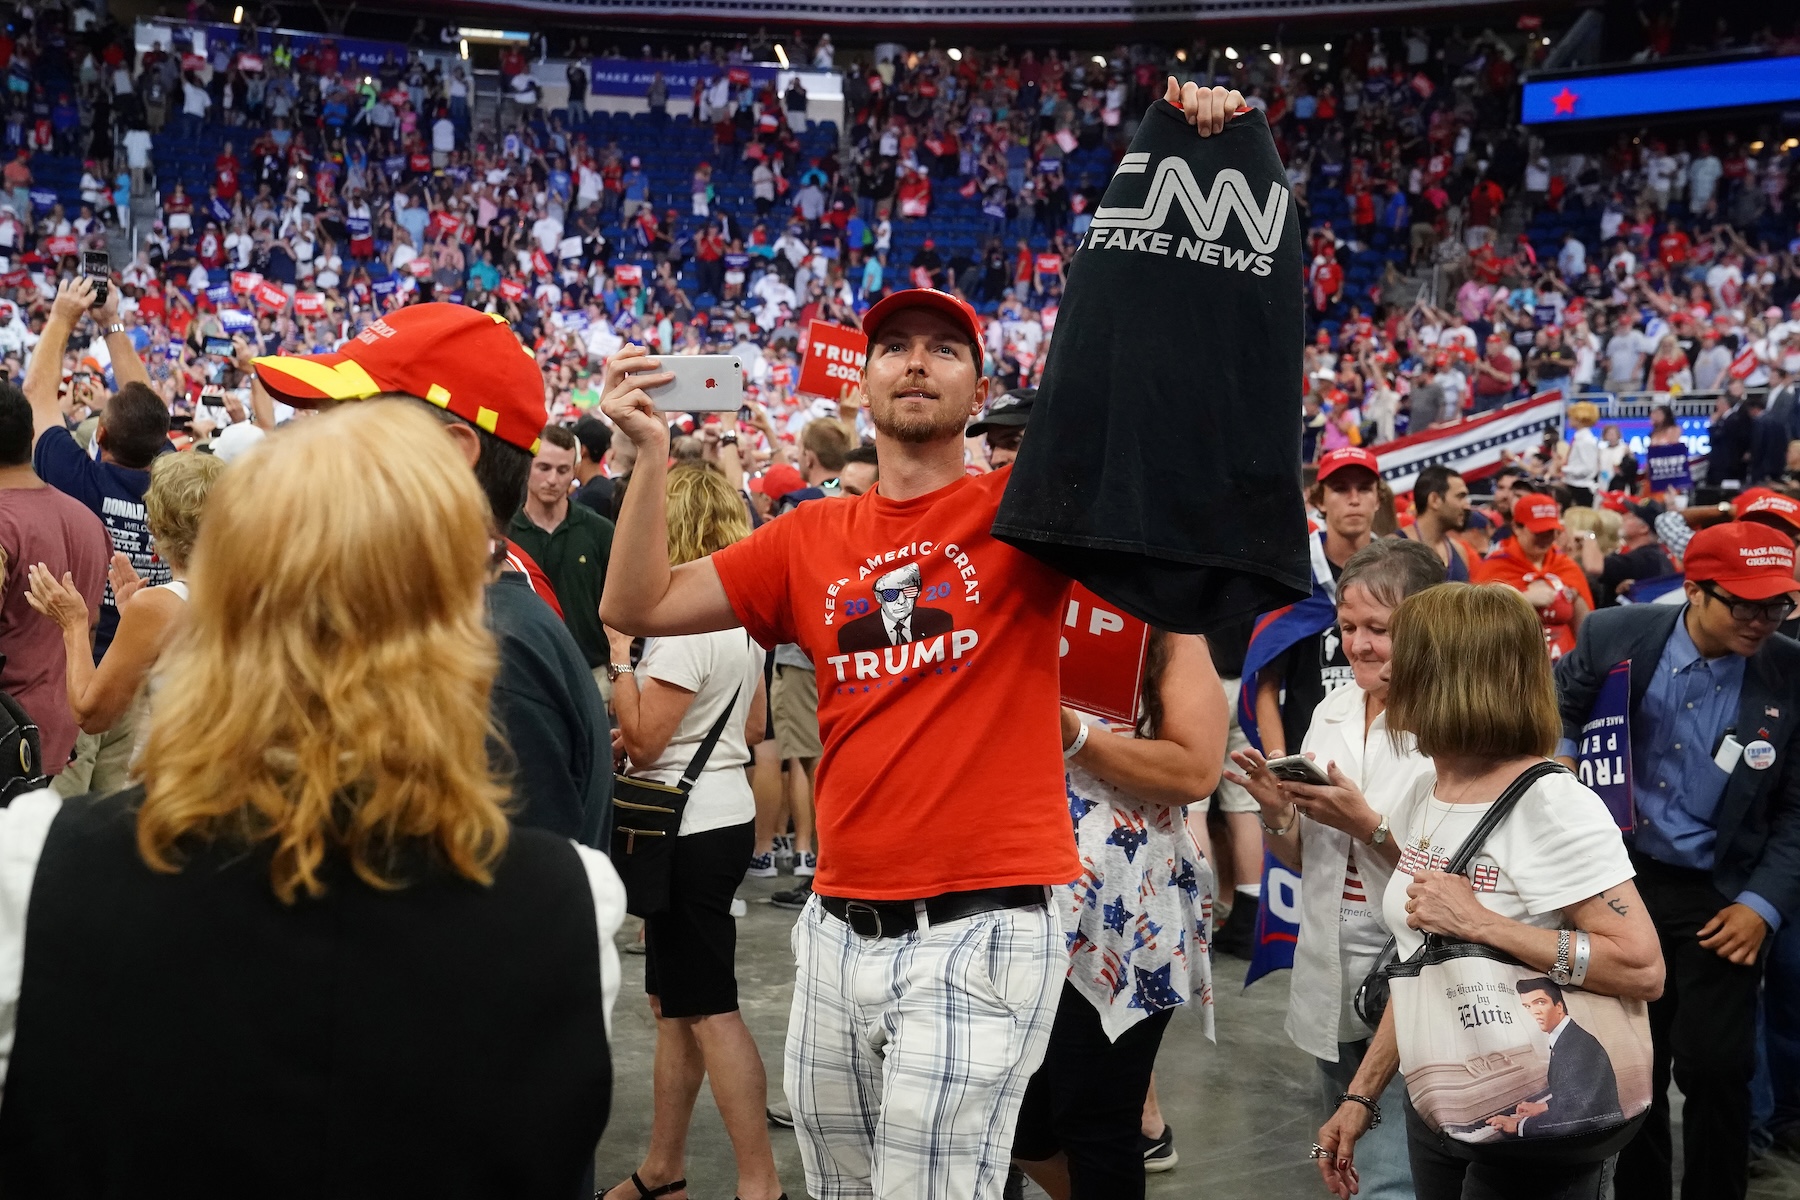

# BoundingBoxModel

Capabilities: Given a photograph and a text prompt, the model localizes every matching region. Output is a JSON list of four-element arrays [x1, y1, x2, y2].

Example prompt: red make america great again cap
[[251, 303, 548, 454]]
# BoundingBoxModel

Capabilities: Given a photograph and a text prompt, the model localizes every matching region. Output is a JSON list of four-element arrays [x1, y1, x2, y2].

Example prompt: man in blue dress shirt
[[1556, 522, 1800, 1200]]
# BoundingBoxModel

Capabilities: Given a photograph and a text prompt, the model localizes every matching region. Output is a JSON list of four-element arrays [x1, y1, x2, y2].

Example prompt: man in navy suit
[[1488, 978, 1622, 1138], [1556, 523, 1800, 1200]]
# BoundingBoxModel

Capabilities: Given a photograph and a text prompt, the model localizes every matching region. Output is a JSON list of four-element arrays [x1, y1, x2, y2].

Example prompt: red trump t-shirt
[[712, 469, 1079, 900]]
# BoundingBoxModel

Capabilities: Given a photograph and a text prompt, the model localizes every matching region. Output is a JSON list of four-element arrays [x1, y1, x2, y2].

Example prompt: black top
[[993, 103, 1309, 634], [0, 788, 612, 1198], [1597, 542, 1671, 607], [488, 573, 613, 846]]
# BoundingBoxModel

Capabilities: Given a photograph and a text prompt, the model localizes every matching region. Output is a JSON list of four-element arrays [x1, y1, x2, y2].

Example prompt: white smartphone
[[640, 354, 745, 413], [1266, 754, 1331, 785]]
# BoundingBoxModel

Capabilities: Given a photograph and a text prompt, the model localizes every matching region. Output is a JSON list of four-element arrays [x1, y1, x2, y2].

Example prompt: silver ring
[[1309, 1143, 1332, 1159]]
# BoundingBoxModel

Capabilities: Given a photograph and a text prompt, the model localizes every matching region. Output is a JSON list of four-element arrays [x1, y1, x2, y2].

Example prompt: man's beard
[[870, 394, 970, 445]]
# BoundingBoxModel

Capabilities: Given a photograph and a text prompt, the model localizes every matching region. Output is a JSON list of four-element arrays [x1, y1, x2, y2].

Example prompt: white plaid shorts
[[783, 892, 1064, 1200]]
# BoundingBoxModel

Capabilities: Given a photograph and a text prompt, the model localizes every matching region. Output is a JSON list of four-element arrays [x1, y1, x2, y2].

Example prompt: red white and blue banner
[[1575, 662, 1635, 833], [1245, 852, 1303, 986], [1376, 389, 1566, 501]]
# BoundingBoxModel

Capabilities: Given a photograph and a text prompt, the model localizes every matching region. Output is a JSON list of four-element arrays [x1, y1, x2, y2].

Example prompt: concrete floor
[[597, 876, 1800, 1200]]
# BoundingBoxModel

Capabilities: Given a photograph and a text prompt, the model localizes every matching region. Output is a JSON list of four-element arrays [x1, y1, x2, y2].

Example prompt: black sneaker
[[766, 1097, 795, 1128], [1214, 898, 1258, 959], [770, 878, 813, 910], [1141, 1123, 1178, 1173]]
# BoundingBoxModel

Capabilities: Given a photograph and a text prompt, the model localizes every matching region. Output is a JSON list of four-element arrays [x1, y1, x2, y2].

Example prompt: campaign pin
[[1744, 740, 1778, 771]]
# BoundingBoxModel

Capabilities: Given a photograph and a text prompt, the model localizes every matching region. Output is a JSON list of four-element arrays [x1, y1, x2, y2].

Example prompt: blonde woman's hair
[[135, 401, 509, 903], [1386, 583, 1561, 761], [144, 450, 226, 570], [1562, 505, 1622, 556], [666, 463, 752, 566], [1567, 400, 1600, 429]]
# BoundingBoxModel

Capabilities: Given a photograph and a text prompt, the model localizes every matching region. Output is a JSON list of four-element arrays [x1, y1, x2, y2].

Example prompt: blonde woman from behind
[[0, 401, 625, 1197]]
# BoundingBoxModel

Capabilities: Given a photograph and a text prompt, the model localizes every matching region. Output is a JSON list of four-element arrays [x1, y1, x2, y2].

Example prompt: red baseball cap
[[752, 463, 807, 500], [1597, 491, 1632, 515], [860, 288, 984, 367], [1512, 493, 1563, 534], [252, 304, 548, 454], [1317, 446, 1380, 484], [1683, 522, 1799, 600], [1737, 491, 1800, 537]]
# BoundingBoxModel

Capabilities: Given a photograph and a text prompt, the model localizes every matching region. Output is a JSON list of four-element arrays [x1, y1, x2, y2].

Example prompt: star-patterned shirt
[[1060, 716, 1216, 1043]]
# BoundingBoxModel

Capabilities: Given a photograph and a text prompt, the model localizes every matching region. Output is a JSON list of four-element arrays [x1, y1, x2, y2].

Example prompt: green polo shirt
[[507, 500, 615, 669]]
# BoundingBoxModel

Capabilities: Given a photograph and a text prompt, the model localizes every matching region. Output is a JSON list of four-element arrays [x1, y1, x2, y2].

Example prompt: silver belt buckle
[[843, 901, 885, 938]]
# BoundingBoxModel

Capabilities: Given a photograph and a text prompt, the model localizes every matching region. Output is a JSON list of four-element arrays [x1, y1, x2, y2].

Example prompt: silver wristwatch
[[1366, 814, 1390, 847], [605, 662, 633, 682], [1549, 929, 1574, 985]]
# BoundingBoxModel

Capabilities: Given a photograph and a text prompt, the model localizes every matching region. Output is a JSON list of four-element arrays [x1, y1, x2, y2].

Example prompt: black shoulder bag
[[1353, 761, 1568, 1030], [608, 685, 741, 918]]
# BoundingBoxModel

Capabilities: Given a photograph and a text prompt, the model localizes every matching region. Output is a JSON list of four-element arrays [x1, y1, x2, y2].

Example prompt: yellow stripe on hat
[[475, 406, 499, 434], [255, 355, 381, 399], [426, 383, 451, 408], [529, 438, 542, 454]]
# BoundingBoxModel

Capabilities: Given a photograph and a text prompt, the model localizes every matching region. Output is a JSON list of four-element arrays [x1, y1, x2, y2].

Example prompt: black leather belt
[[818, 885, 1046, 939]]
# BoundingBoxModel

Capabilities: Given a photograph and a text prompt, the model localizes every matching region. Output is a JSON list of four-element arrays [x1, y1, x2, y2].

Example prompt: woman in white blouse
[[1316, 584, 1663, 1200], [1223, 538, 1447, 1200]]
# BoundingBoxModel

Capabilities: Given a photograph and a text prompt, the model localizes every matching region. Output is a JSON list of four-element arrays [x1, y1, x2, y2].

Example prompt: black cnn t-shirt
[[993, 103, 1309, 634]]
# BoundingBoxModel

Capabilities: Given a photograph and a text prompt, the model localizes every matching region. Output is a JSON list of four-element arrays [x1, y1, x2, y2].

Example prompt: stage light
[[1224, 46, 1237, 59], [948, 47, 962, 61], [1300, 52, 1312, 64], [1270, 51, 1282, 64], [774, 43, 789, 68], [1093, 55, 1107, 66], [233, 5, 243, 21], [460, 39, 469, 60]]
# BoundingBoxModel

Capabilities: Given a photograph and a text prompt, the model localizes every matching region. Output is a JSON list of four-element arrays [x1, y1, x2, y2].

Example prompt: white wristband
[[1063, 721, 1090, 760], [1569, 930, 1592, 987]]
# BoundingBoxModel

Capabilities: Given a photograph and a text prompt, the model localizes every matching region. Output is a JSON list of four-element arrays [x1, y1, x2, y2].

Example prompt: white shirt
[[1564, 426, 1602, 489], [1285, 684, 1435, 1061], [630, 631, 763, 836], [1382, 770, 1634, 961], [0, 788, 626, 1097], [123, 129, 153, 170]]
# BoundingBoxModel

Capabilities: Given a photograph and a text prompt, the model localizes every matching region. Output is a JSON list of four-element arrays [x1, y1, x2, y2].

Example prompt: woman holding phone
[[1222, 538, 1445, 1200]]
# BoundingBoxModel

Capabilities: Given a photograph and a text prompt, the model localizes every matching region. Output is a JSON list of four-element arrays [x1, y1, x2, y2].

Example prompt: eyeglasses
[[876, 585, 920, 603], [1700, 582, 1797, 625]]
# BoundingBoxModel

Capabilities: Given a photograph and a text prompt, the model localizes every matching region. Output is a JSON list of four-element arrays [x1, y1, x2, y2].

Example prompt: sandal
[[599, 1173, 686, 1200]]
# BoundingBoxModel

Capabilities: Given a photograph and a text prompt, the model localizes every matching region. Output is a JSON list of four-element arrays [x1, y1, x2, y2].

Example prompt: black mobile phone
[[81, 250, 109, 306], [203, 335, 235, 357]]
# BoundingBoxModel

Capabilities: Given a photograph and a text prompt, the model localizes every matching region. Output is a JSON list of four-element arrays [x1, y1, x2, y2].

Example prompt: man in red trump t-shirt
[[599, 79, 1247, 1200]]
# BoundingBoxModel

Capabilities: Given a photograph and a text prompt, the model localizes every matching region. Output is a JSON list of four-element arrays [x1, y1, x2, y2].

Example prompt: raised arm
[[598, 344, 740, 636], [25, 277, 96, 447], [93, 282, 150, 392]]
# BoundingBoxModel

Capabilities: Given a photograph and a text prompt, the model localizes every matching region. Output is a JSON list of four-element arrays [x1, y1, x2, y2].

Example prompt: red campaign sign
[[798, 319, 868, 398], [293, 292, 325, 316], [407, 257, 432, 278], [613, 263, 643, 287], [238, 53, 264, 71], [44, 236, 77, 257], [496, 279, 526, 301], [1034, 254, 1062, 275], [1729, 347, 1759, 380], [254, 281, 289, 312], [531, 249, 552, 276], [728, 66, 752, 85], [0, 268, 29, 287], [429, 211, 461, 236], [180, 53, 206, 72], [231, 270, 261, 295], [1059, 584, 1152, 724]]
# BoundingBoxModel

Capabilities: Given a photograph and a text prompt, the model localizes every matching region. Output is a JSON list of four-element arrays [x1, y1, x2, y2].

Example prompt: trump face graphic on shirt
[[837, 562, 956, 653]]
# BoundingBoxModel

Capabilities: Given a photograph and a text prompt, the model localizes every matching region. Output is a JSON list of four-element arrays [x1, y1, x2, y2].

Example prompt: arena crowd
[[2, 1, 1800, 1199]]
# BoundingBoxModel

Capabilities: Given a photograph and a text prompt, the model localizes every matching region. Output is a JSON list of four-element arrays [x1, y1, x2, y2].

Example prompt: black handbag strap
[[674, 683, 743, 793], [1441, 759, 1570, 876]]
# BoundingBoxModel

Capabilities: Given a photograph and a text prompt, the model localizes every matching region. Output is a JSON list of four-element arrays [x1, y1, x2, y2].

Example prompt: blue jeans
[[1752, 919, 1800, 1151], [1320, 1042, 1416, 1200]]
